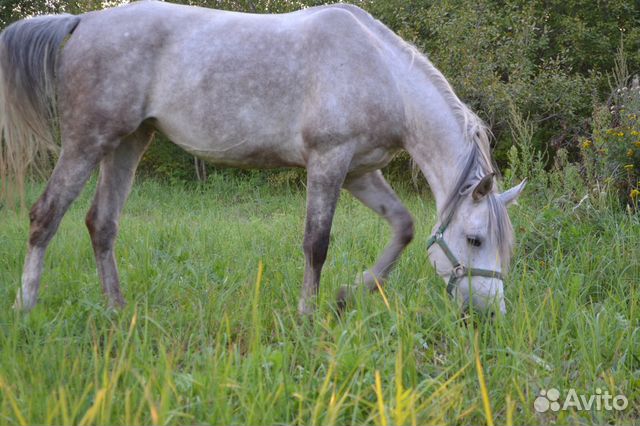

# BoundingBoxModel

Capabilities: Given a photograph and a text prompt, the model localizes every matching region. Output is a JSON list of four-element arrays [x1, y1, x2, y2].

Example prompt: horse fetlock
[[107, 294, 126, 310], [297, 296, 316, 317], [13, 288, 37, 312]]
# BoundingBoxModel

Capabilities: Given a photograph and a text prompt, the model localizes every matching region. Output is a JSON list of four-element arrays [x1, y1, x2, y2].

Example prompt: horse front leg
[[85, 128, 153, 308], [338, 170, 414, 310], [298, 150, 351, 316]]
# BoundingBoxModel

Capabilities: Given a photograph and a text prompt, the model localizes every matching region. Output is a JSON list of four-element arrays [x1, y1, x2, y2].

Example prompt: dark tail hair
[[0, 14, 80, 207]]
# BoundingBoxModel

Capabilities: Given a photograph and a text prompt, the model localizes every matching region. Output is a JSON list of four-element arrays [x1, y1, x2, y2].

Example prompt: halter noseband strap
[[426, 209, 504, 297]]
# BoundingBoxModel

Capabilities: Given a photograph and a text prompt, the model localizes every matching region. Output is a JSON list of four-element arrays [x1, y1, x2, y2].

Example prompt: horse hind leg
[[14, 146, 103, 311], [85, 126, 153, 308], [338, 170, 414, 310]]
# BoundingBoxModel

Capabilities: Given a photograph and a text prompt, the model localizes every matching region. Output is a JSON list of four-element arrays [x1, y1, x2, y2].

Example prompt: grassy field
[[0, 172, 638, 425]]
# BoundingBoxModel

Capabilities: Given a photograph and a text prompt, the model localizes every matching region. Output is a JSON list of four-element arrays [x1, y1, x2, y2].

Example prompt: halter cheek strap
[[426, 211, 504, 297]]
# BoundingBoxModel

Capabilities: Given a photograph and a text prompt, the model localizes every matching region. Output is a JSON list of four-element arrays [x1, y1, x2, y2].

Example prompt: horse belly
[[155, 115, 306, 169], [147, 16, 312, 168]]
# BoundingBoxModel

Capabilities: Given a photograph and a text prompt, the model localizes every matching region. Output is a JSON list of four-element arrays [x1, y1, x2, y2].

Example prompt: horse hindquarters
[[5, 11, 154, 310], [0, 15, 102, 310]]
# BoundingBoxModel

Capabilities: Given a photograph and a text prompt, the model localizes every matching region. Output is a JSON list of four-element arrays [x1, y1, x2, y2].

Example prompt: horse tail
[[0, 14, 80, 207]]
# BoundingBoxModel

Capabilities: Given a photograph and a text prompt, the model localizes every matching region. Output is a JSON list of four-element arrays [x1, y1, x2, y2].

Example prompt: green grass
[[0, 173, 638, 425]]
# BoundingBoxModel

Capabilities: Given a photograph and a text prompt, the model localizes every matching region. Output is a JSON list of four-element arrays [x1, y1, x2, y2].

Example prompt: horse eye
[[467, 237, 482, 247]]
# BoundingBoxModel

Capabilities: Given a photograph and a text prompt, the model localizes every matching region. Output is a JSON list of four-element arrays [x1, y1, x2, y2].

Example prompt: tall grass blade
[[474, 332, 494, 426]]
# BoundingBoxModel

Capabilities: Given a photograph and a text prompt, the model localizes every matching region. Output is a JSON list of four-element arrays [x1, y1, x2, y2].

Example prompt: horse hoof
[[107, 296, 126, 310], [336, 286, 353, 314]]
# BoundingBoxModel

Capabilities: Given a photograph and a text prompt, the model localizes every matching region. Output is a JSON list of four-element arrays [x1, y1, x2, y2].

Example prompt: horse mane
[[326, 4, 513, 267], [417, 60, 514, 269], [413, 72, 514, 268], [410, 49, 514, 269]]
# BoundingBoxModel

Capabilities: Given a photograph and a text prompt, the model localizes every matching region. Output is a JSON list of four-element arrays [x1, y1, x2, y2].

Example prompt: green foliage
[[580, 46, 640, 207], [504, 101, 546, 184], [537, 1, 640, 78]]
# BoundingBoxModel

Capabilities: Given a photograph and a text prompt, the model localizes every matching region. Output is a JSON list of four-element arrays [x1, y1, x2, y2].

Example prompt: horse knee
[[394, 210, 414, 245], [85, 206, 117, 253], [303, 231, 330, 269]]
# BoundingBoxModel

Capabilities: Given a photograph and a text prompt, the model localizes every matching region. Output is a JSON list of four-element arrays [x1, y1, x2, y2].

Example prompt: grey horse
[[0, 1, 525, 315]]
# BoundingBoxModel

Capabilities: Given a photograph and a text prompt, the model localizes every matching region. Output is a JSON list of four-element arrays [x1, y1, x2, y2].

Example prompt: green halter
[[426, 209, 504, 297]]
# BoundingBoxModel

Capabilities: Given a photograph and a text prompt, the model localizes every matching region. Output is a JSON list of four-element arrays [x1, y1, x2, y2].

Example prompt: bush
[[581, 75, 640, 207], [573, 40, 640, 208]]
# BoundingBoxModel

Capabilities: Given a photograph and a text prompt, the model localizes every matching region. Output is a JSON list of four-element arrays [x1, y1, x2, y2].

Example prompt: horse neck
[[401, 83, 470, 215]]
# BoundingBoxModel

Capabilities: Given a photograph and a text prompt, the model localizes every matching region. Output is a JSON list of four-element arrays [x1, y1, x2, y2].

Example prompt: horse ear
[[472, 173, 494, 201], [498, 178, 527, 207]]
